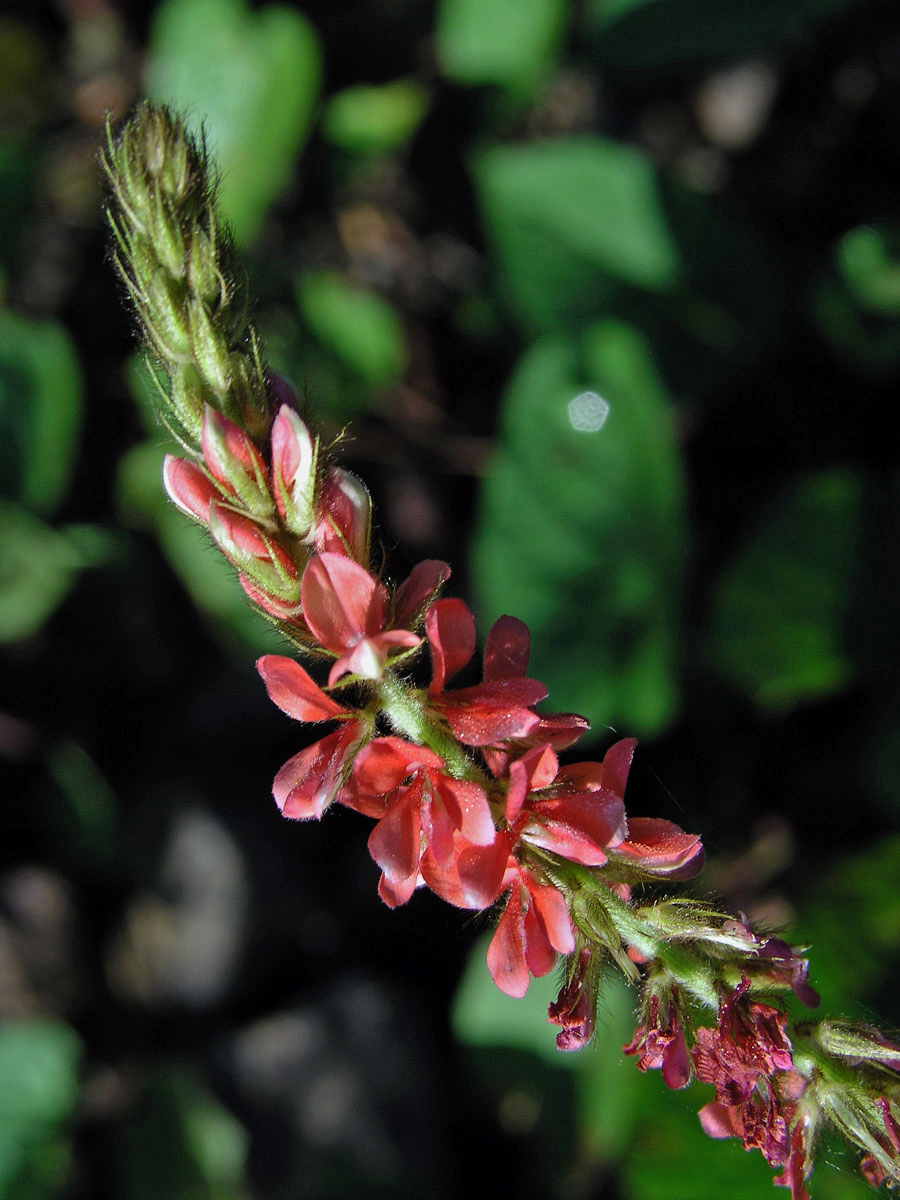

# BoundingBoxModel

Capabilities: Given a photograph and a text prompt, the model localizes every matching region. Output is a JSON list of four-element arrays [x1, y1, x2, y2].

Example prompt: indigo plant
[[105, 103, 900, 1199]]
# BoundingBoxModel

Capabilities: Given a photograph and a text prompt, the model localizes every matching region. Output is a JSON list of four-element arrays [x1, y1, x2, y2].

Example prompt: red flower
[[257, 654, 370, 819], [312, 466, 372, 563], [624, 990, 692, 1088], [349, 736, 495, 908], [301, 553, 421, 687], [485, 863, 575, 998], [424, 601, 549, 746]]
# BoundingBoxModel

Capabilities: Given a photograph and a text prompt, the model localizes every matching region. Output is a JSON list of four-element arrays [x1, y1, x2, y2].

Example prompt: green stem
[[376, 672, 488, 784]]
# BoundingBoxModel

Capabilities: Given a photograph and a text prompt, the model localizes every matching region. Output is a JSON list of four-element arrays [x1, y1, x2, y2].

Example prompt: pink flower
[[257, 654, 370, 819], [163, 454, 223, 523], [347, 737, 495, 907], [202, 405, 272, 515], [301, 553, 421, 687], [624, 991, 692, 1088], [424, 602, 549, 746], [270, 404, 318, 535], [610, 817, 705, 879]]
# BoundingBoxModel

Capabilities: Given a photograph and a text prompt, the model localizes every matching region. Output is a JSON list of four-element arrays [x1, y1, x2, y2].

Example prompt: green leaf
[[474, 137, 680, 331], [297, 269, 407, 386], [436, 0, 568, 96], [587, 0, 859, 77], [0, 309, 84, 516], [705, 468, 863, 712], [0, 1019, 81, 1195], [115, 441, 283, 654], [145, 0, 321, 246], [322, 79, 429, 157], [472, 320, 685, 737], [0, 501, 91, 642]]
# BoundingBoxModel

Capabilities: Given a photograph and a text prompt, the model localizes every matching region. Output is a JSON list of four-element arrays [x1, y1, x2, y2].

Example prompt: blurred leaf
[[297, 269, 407, 386], [47, 739, 120, 872], [795, 835, 900, 1018], [322, 79, 429, 156], [838, 225, 900, 316], [0, 501, 96, 642], [0, 1018, 81, 1196], [474, 137, 680, 331], [587, 0, 859, 77], [453, 931, 569, 1065], [121, 1065, 248, 1200], [115, 440, 283, 654], [621, 1080, 775, 1199], [473, 320, 685, 737], [145, 0, 321, 246], [705, 468, 863, 712], [0, 309, 83, 517], [437, 0, 568, 96]]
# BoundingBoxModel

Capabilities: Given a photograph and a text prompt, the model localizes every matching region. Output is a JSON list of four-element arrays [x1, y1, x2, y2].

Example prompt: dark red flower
[[693, 978, 793, 1108], [548, 948, 596, 1051], [624, 991, 692, 1089], [485, 863, 575, 998]]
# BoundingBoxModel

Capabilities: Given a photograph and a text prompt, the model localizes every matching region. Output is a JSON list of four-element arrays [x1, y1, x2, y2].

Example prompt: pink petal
[[257, 655, 348, 722], [530, 711, 590, 750], [483, 615, 531, 681], [601, 737, 638, 798], [486, 887, 530, 998], [435, 679, 548, 746], [393, 560, 451, 629], [435, 777, 495, 846], [506, 744, 559, 821], [202, 404, 267, 489], [426, 598, 476, 693], [422, 793, 456, 865], [208, 503, 271, 559], [529, 880, 575, 955], [354, 737, 442, 794], [313, 467, 371, 563], [524, 794, 627, 865], [523, 897, 557, 978], [367, 785, 422, 882], [698, 1101, 741, 1140], [378, 870, 418, 908], [274, 722, 367, 819], [302, 552, 384, 652], [241, 576, 305, 622], [421, 831, 513, 909], [616, 818, 705, 878], [326, 630, 420, 686]]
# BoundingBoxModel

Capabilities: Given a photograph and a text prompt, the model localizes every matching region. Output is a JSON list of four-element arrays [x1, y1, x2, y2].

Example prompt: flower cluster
[[106, 102, 900, 1200]]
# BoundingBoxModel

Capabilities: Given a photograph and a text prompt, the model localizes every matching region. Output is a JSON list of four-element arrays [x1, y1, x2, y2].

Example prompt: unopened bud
[[817, 1021, 900, 1072], [208, 504, 300, 601], [313, 467, 372, 564], [271, 405, 318, 535], [189, 298, 230, 399], [202, 405, 273, 517], [145, 269, 191, 360]]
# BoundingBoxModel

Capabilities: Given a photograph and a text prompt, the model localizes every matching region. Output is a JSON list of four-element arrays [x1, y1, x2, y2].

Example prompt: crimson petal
[[257, 655, 348, 722]]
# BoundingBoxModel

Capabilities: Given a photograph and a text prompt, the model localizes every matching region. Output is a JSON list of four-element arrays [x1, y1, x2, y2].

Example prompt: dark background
[[2, 0, 900, 1196]]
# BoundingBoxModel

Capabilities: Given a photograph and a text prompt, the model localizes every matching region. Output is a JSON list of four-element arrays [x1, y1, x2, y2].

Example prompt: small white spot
[[568, 391, 610, 432]]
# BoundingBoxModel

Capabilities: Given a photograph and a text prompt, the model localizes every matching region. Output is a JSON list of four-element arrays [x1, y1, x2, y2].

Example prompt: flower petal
[[378, 869, 418, 909], [426, 598, 476, 693], [601, 737, 638, 798], [273, 721, 367, 819], [393, 560, 451, 629], [434, 679, 548, 746], [616, 818, 705, 878], [483, 615, 531, 681], [354, 737, 442, 794], [507, 744, 559, 822], [525, 793, 627, 865], [487, 886, 530, 998], [435, 777, 495, 846], [367, 784, 423, 882], [257, 655, 348, 722], [529, 880, 575, 955], [302, 552, 384, 652]]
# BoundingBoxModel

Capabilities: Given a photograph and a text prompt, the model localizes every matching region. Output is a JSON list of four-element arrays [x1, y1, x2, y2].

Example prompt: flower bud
[[201, 405, 273, 517], [313, 467, 372, 564], [189, 298, 230, 400], [271, 405, 318, 536], [816, 1021, 900, 1072]]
